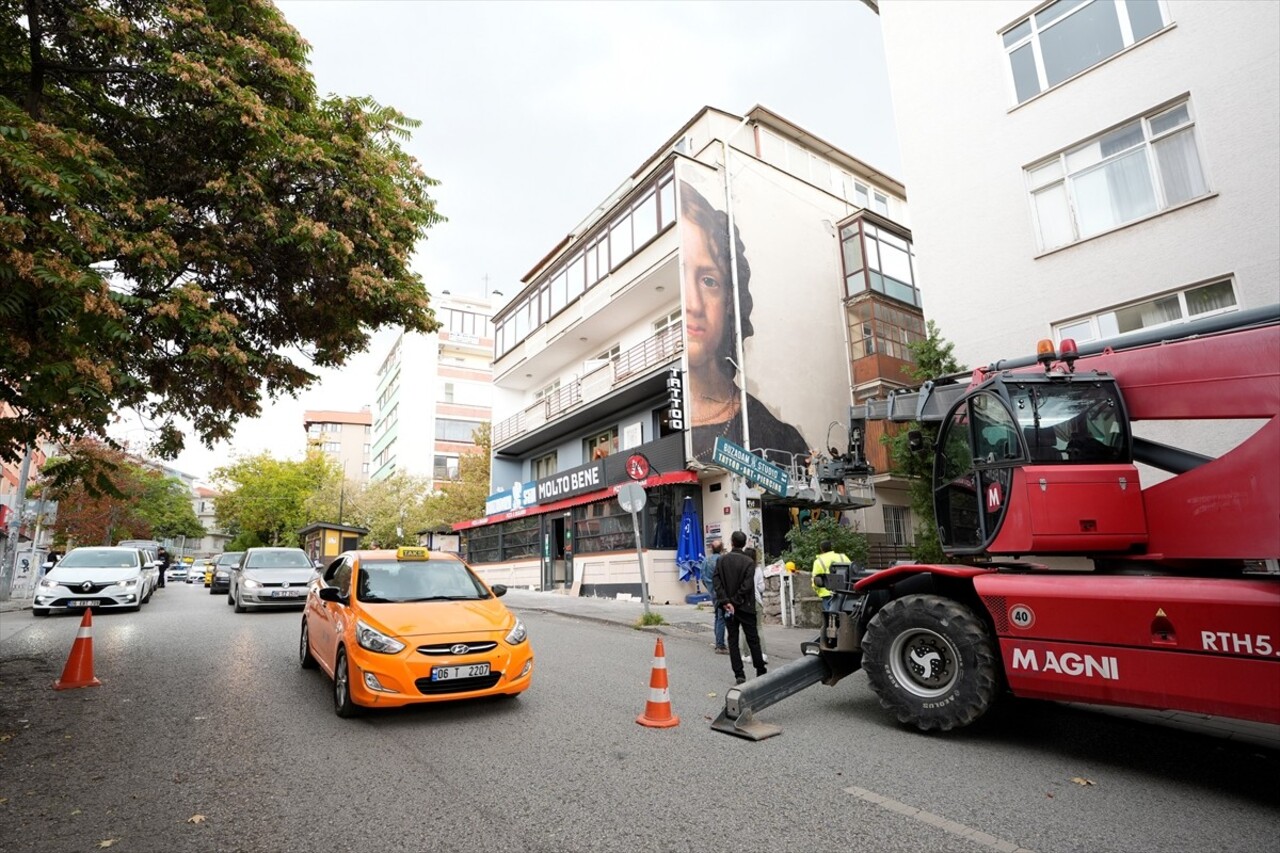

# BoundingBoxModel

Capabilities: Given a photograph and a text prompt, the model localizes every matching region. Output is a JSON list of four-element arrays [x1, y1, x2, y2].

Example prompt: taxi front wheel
[[333, 647, 362, 718], [300, 618, 318, 670]]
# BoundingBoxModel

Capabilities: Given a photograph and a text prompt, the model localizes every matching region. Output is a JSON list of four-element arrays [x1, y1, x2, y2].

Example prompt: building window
[[1027, 100, 1207, 251], [433, 454, 460, 481], [532, 452, 558, 480], [494, 168, 675, 360], [534, 379, 560, 401], [585, 428, 618, 460], [1052, 279, 1237, 344], [883, 505, 910, 546], [442, 382, 454, 404], [848, 299, 925, 362], [653, 309, 681, 334], [435, 419, 484, 443], [361, 462, 369, 474], [1003, 0, 1169, 105], [323, 442, 340, 452], [872, 193, 889, 216], [362, 443, 370, 454], [840, 218, 920, 308], [595, 344, 620, 362], [307, 424, 321, 436]]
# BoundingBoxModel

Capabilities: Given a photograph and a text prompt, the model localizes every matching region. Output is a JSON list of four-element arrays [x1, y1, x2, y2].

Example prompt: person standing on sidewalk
[[701, 538, 727, 654], [713, 531, 767, 685]]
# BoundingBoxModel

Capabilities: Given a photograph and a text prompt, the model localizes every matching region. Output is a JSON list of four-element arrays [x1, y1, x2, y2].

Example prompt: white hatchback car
[[229, 547, 317, 612], [34, 546, 154, 615]]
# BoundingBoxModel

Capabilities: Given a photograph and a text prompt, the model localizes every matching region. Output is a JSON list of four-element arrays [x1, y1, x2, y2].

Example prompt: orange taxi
[[300, 547, 533, 717]]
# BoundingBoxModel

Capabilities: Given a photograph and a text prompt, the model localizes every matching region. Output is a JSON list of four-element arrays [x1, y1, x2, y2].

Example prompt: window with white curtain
[[1052, 279, 1238, 344], [883, 505, 910, 546], [1003, 0, 1170, 105], [1027, 100, 1207, 251]]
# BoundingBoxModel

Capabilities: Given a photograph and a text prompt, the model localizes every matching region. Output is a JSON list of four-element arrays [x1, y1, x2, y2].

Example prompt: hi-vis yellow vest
[[812, 552, 848, 598]]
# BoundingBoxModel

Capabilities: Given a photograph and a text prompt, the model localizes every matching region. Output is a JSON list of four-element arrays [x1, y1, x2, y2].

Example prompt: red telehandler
[[713, 304, 1280, 739]]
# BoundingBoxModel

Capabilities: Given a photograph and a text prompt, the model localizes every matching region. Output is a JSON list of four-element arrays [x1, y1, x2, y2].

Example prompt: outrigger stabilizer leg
[[710, 651, 830, 740]]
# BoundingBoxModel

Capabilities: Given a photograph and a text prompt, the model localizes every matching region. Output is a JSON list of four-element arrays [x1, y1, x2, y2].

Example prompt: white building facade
[[878, 0, 1278, 364], [304, 409, 372, 483], [460, 106, 915, 598], [370, 294, 494, 486]]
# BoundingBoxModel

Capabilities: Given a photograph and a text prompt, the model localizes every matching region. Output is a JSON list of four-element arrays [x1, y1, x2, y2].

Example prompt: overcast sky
[[147, 0, 901, 483]]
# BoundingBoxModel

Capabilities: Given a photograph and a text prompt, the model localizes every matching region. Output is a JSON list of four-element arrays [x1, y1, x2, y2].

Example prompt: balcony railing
[[492, 326, 684, 447]]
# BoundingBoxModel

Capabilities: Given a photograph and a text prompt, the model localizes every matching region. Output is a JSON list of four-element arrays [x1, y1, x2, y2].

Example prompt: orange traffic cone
[[636, 636, 679, 728], [54, 609, 102, 690]]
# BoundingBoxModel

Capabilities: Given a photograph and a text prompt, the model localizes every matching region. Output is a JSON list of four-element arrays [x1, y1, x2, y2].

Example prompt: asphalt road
[[0, 583, 1276, 852]]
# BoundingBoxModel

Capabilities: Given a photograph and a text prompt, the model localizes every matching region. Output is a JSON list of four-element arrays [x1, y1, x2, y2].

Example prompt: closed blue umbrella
[[675, 496, 705, 588]]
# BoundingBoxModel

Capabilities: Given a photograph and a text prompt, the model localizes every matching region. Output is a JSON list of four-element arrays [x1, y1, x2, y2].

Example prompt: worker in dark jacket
[[712, 530, 767, 685]]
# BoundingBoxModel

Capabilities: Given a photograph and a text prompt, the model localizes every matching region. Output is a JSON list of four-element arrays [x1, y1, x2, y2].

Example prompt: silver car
[[33, 546, 153, 615], [229, 547, 316, 612]]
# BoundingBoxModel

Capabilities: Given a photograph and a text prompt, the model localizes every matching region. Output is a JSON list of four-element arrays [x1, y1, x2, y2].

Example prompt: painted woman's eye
[[700, 275, 720, 289]]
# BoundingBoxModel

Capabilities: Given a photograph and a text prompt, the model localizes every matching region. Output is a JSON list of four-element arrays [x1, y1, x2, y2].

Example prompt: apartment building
[[369, 293, 494, 485], [456, 105, 919, 598], [304, 408, 372, 483], [188, 485, 232, 558], [877, 0, 1279, 464]]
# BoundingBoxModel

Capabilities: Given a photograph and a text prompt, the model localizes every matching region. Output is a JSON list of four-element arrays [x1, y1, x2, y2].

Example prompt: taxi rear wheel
[[334, 647, 361, 718], [300, 618, 318, 669]]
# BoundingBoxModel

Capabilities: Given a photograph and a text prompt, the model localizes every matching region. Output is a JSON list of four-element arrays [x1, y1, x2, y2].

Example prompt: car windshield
[[245, 550, 311, 569], [216, 553, 243, 567], [59, 549, 139, 569], [355, 559, 488, 603]]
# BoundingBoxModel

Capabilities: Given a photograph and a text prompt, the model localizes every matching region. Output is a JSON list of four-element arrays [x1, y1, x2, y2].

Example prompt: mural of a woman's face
[[681, 214, 729, 373]]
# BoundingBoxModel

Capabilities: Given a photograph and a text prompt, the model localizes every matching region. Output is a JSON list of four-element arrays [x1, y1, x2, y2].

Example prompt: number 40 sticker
[[1009, 604, 1035, 630]]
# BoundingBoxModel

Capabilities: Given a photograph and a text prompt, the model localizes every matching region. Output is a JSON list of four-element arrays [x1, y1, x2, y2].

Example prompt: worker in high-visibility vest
[[812, 540, 849, 613]]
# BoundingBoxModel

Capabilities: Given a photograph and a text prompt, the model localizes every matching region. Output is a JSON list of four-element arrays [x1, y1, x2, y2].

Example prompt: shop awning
[[453, 470, 698, 531]]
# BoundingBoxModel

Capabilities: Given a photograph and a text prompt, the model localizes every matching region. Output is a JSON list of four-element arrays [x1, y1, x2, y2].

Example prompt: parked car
[[228, 548, 314, 611], [168, 563, 189, 582], [300, 547, 532, 717], [210, 552, 241, 595], [33, 546, 153, 615]]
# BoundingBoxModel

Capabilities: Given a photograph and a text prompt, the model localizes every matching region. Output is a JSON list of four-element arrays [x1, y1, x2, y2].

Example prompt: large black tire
[[861, 594, 997, 732], [333, 647, 361, 718], [299, 618, 318, 670], [233, 589, 246, 613]]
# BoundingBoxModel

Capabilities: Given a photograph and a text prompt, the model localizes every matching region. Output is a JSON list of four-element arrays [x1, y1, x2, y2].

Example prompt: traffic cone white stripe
[[636, 636, 679, 728], [650, 658, 667, 669], [649, 686, 671, 702], [77, 627, 92, 640]]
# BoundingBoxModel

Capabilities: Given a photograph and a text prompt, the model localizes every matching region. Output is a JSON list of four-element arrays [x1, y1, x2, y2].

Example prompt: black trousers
[[726, 608, 767, 679]]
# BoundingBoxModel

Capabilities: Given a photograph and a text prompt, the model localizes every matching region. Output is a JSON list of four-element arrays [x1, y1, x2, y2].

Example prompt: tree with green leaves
[[780, 513, 869, 575], [213, 450, 335, 548], [41, 439, 202, 546], [0, 0, 443, 476], [882, 320, 965, 563], [422, 423, 491, 530]]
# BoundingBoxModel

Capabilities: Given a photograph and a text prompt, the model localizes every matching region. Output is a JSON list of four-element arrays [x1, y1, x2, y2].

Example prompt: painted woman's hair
[[680, 180, 753, 377]]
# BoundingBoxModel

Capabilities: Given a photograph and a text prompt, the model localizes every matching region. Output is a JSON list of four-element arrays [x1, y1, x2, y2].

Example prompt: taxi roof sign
[[397, 546, 429, 561]]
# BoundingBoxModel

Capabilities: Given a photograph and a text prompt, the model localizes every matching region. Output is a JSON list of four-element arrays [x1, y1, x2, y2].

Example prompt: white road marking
[[844, 786, 1035, 853]]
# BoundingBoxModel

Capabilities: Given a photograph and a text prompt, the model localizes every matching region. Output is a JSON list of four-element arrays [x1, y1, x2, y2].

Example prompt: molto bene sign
[[484, 461, 606, 515], [712, 437, 789, 497]]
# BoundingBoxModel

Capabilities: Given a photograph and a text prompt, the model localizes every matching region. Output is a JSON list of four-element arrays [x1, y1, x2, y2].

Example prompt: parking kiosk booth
[[299, 522, 368, 566]]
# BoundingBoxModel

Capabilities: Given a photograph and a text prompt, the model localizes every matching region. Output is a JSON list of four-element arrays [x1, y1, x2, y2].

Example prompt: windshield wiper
[[405, 595, 480, 602]]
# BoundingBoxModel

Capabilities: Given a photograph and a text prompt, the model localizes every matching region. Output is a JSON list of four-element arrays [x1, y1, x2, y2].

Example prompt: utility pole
[[1, 445, 34, 601]]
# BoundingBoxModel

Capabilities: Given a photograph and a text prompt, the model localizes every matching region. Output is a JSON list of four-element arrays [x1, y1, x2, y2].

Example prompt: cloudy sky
[[148, 0, 902, 483]]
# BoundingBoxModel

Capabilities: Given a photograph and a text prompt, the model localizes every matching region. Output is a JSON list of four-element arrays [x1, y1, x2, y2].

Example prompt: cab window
[[355, 558, 488, 603], [326, 560, 353, 597]]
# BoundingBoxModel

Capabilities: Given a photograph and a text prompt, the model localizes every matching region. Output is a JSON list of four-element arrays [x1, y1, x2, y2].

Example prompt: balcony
[[492, 326, 683, 453]]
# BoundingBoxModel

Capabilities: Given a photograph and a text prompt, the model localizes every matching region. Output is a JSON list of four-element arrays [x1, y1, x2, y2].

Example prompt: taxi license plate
[[68, 600, 100, 608], [271, 589, 301, 598], [432, 663, 491, 682]]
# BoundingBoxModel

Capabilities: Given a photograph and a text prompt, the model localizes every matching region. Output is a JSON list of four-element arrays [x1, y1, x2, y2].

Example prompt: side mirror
[[907, 430, 926, 453], [812, 575, 827, 589], [318, 586, 344, 604], [491, 584, 508, 598]]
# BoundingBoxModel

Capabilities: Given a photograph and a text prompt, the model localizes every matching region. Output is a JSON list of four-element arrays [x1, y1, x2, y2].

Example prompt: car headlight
[[39, 578, 58, 589], [505, 618, 527, 645], [215, 570, 229, 579], [120, 578, 138, 588], [356, 620, 405, 654], [243, 577, 262, 589]]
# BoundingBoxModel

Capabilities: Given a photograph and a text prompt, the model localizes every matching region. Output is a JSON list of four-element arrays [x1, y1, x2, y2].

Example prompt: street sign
[[712, 437, 790, 496], [615, 482, 647, 513]]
